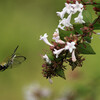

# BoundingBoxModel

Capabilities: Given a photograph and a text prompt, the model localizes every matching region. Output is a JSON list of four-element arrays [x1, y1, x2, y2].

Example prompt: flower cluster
[[57, 1, 85, 30], [40, 0, 100, 82]]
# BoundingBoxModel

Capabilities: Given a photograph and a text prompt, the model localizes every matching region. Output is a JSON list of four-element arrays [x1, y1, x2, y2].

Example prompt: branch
[[81, 0, 100, 5], [90, 15, 100, 27]]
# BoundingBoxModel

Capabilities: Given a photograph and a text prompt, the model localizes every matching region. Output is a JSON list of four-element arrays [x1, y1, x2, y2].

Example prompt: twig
[[81, 0, 100, 5], [90, 16, 100, 27]]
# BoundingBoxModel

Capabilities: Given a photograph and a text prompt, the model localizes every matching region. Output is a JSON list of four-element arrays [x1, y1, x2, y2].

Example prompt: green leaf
[[71, 62, 77, 71], [59, 28, 74, 41], [93, 4, 100, 15], [73, 24, 83, 34], [93, 18, 100, 30], [97, 12, 100, 16], [47, 52, 54, 61], [93, 4, 100, 8], [83, 10, 92, 23], [55, 68, 66, 79], [78, 43, 96, 54], [94, 0, 100, 3], [84, 36, 91, 43], [55, 57, 62, 62]]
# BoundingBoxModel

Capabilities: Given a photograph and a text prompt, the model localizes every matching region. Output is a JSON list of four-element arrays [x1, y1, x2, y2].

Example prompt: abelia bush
[[40, 0, 100, 83]]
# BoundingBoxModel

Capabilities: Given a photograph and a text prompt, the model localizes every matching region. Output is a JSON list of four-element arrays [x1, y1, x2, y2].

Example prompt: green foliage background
[[0, 0, 100, 100]]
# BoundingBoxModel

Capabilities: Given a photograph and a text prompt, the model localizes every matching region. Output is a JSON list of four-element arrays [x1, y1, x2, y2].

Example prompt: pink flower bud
[[53, 33, 59, 37], [57, 40, 65, 44], [72, 50, 76, 62]]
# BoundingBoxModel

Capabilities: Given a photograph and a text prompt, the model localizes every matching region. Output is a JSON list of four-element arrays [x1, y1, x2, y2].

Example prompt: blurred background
[[0, 0, 100, 100]]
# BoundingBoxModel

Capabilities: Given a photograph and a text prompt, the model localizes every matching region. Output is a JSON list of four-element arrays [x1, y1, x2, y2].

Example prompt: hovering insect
[[0, 45, 26, 71]]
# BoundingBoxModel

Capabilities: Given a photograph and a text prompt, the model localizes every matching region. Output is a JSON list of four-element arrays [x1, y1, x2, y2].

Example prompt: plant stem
[[90, 16, 100, 27], [81, 0, 100, 5]]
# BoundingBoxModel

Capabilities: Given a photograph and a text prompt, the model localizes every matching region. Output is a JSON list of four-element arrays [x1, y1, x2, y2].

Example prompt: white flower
[[74, 9, 85, 24], [54, 28, 59, 34], [52, 36, 65, 44], [53, 48, 65, 58], [64, 13, 73, 27], [58, 13, 73, 29], [56, 2, 83, 19], [65, 42, 76, 53], [53, 33, 59, 37], [53, 29, 60, 42], [52, 29, 65, 44], [72, 1, 83, 13], [40, 33, 53, 46], [56, 7, 68, 19], [56, 11, 65, 19], [58, 24, 65, 30], [72, 50, 76, 62], [52, 36, 60, 42], [57, 3, 76, 19], [43, 54, 51, 64], [65, 3, 75, 14], [56, 5, 70, 19], [53, 28, 59, 37]]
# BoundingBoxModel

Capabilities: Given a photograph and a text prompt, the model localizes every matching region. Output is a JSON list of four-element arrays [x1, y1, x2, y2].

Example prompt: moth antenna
[[12, 45, 19, 58]]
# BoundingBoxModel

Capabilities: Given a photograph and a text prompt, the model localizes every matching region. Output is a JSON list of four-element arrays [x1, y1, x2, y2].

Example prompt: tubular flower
[[43, 54, 51, 64], [53, 48, 65, 58], [40, 33, 53, 46], [54, 28, 59, 34], [58, 24, 65, 30], [57, 1, 84, 19], [72, 1, 84, 13], [65, 3, 75, 14], [58, 13, 73, 29], [56, 11, 65, 19], [53, 29, 65, 44], [65, 42, 76, 53], [72, 50, 77, 62], [74, 9, 85, 24], [52, 36, 60, 42], [56, 6, 68, 19], [56, 4, 74, 19], [53, 28, 60, 42]]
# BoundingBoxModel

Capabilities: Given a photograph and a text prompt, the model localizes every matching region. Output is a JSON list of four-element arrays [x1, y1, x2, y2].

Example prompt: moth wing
[[12, 55, 26, 66]]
